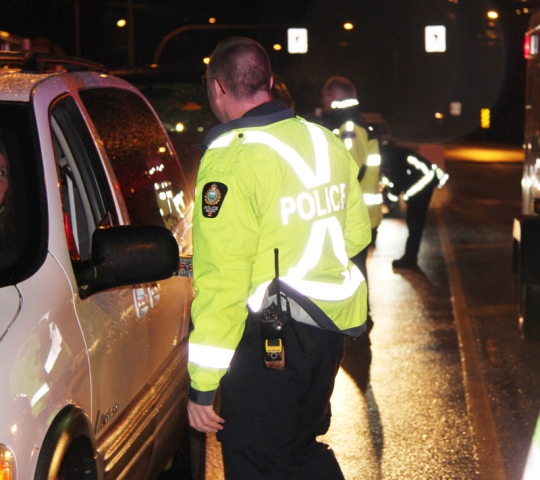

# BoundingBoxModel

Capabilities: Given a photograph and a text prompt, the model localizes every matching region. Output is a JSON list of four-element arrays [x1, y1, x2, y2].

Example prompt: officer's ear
[[270, 76, 274, 91], [213, 78, 225, 100]]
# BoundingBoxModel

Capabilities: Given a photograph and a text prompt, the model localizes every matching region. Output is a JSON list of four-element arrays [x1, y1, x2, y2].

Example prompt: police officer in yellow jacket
[[187, 38, 371, 479], [319, 77, 382, 327], [320, 77, 383, 242]]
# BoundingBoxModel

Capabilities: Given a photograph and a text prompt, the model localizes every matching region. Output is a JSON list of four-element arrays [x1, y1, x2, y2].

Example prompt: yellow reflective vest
[[188, 106, 371, 401], [338, 119, 383, 229]]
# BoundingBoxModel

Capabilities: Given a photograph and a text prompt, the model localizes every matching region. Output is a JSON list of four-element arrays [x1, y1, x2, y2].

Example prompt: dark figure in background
[[380, 144, 448, 269]]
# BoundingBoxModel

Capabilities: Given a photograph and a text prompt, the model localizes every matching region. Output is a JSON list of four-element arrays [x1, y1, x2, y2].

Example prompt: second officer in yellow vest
[[186, 38, 371, 479], [319, 76, 382, 327]]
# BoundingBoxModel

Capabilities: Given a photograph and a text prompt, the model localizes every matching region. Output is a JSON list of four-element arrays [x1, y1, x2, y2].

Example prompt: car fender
[[0, 254, 90, 479]]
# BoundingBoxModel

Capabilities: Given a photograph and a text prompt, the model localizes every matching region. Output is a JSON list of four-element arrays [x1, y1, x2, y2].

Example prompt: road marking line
[[436, 211, 506, 480]]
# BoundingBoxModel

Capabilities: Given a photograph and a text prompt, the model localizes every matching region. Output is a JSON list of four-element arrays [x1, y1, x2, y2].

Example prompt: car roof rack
[[0, 51, 108, 74]]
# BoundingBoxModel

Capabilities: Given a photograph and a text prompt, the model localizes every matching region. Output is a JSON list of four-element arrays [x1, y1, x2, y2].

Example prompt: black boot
[[392, 256, 419, 270]]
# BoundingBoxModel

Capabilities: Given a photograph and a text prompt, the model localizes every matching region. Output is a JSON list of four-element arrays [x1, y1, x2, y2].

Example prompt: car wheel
[[518, 282, 540, 339], [34, 407, 97, 480]]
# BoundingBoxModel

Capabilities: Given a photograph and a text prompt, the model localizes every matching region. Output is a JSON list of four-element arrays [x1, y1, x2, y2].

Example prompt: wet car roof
[[0, 51, 108, 102], [0, 71, 55, 101]]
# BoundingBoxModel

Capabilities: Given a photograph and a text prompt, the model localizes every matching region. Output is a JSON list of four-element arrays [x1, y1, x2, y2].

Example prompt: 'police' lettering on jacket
[[280, 183, 346, 225]]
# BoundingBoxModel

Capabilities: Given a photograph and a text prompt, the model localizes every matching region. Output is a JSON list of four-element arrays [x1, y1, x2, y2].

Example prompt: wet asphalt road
[[200, 152, 540, 480]]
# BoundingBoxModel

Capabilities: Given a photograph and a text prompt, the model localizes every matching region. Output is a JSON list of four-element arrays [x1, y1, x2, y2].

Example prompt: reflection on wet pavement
[[320, 218, 478, 479], [205, 433, 224, 480]]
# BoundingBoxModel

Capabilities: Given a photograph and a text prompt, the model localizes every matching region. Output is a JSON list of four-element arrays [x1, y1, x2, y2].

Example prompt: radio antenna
[[274, 248, 282, 314]]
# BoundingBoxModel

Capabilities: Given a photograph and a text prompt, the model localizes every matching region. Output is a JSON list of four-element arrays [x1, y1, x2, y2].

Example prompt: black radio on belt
[[259, 248, 291, 370]]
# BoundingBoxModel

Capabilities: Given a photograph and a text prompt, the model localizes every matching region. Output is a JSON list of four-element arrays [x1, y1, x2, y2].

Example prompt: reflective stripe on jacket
[[380, 144, 449, 201], [188, 110, 371, 397]]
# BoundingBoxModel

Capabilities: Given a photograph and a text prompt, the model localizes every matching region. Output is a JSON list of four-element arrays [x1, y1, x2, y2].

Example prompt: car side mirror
[[75, 225, 180, 299]]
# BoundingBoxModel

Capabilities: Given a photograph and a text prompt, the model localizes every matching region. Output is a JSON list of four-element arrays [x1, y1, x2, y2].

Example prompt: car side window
[[79, 88, 190, 231], [0, 103, 46, 287], [51, 96, 117, 261]]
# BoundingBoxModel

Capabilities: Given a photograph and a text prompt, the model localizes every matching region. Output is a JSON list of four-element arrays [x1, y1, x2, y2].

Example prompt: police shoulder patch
[[202, 182, 228, 218]]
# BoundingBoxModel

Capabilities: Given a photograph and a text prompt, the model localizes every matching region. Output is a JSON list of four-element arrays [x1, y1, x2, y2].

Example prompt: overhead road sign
[[425, 25, 446, 52], [287, 28, 308, 54]]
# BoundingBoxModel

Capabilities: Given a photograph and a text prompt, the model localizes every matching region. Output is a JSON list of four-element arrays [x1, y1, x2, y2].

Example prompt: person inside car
[[0, 140, 16, 268]]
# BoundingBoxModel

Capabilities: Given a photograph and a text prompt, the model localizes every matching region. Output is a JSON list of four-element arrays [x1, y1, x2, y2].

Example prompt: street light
[[343, 23, 354, 30], [487, 11, 499, 20], [117, 19, 126, 28]]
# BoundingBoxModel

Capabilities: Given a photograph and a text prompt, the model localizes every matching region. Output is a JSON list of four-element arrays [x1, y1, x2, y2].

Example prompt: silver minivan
[[0, 53, 201, 480]]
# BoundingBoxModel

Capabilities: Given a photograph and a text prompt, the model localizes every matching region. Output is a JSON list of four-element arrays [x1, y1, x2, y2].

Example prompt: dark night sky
[[0, 0, 534, 143]]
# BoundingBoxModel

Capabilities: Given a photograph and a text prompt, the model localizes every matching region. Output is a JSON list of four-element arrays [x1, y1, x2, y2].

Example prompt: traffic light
[[480, 108, 490, 129]]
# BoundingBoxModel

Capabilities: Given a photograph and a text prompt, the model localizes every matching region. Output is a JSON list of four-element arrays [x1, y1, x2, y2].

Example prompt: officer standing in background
[[186, 38, 372, 479], [380, 143, 448, 269], [319, 76, 382, 327]]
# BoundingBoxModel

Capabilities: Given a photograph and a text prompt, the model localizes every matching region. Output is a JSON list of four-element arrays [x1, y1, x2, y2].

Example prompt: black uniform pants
[[403, 185, 435, 262], [217, 314, 346, 480]]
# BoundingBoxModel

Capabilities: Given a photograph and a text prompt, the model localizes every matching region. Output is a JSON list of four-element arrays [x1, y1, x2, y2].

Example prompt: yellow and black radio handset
[[259, 248, 290, 370]]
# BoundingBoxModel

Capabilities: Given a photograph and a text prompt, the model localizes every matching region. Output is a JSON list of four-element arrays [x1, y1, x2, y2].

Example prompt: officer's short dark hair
[[208, 37, 272, 100], [323, 76, 357, 100]]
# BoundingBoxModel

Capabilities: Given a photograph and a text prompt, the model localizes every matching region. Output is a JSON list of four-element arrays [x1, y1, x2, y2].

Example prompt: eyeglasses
[[201, 75, 226, 95]]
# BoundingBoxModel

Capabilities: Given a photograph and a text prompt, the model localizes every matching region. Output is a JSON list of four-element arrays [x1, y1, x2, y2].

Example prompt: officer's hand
[[187, 399, 225, 433]]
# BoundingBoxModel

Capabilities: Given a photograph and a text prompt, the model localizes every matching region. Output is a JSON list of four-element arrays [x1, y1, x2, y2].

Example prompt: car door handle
[[147, 283, 161, 309], [132, 286, 150, 320]]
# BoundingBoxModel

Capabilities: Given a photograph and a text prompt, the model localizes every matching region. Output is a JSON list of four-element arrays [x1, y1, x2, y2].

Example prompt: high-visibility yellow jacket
[[188, 104, 371, 404], [338, 119, 383, 229], [318, 102, 383, 229]]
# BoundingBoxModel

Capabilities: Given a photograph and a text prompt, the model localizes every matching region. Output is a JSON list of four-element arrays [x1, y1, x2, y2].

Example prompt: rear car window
[[118, 76, 213, 190], [135, 80, 218, 140], [79, 88, 191, 231], [0, 103, 46, 287]]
